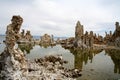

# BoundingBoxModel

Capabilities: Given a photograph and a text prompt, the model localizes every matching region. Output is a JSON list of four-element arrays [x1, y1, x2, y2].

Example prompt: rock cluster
[[73, 21, 120, 49], [27, 55, 81, 80], [40, 34, 55, 47], [74, 21, 95, 49], [104, 31, 112, 44], [106, 22, 120, 48], [0, 15, 27, 80], [62, 21, 108, 49], [18, 29, 33, 43], [94, 34, 104, 44], [61, 37, 74, 49], [61, 21, 94, 49], [40, 34, 52, 44], [24, 30, 33, 41]]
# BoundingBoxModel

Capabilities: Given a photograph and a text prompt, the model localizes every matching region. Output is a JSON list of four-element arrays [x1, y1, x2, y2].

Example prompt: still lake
[[0, 35, 120, 80]]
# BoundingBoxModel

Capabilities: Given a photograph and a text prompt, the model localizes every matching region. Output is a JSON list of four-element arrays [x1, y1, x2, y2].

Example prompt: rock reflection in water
[[18, 43, 35, 54], [39, 43, 55, 48], [18, 43, 56, 54], [67, 48, 103, 70], [105, 49, 120, 74]]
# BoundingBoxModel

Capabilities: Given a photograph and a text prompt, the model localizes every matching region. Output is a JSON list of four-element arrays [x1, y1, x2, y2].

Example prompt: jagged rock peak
[[115, 22, 119, 26], [115, 22, 120, 31], [75, 20, 84, 39], [76, 21, 81, 26], [11, 15, 23, 25]]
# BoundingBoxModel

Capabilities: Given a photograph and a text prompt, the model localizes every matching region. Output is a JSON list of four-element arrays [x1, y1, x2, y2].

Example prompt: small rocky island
[[0, 16, 81, 80]]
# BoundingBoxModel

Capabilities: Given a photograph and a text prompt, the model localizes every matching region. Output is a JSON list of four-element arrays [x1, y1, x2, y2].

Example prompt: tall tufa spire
[[76, 21, 81, 26], [75, 21, 84, 39]]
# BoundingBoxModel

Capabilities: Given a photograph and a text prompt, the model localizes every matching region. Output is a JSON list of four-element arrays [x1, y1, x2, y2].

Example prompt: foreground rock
[[27, 55, 81, 80], [0, 15, 27, 80]]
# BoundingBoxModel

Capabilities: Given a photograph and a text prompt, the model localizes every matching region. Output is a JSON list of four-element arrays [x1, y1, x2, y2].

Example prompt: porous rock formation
[[94, 34, 104, 44], [27, 55, 81, 80], [24, 30, 33, 41], [62, 21, 109, 49], [74, 21, 94, 49], [18, 29, 33, 43], [106, 22, 120, 48], [75, 21, 83, 39], [40, 34, 52, 44], [0, 15, 27, 80], [74, 21, 86, 49], [40, 34, 56, 48], [0, 16, 81, 80], [61, 21, 95, 49]]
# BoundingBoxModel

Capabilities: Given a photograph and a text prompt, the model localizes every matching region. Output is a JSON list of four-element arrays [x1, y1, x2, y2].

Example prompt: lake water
[[0, 36, 120, 80]]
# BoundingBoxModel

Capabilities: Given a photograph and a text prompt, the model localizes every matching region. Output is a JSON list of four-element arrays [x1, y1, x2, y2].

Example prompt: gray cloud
[[0, 0, 119, 37]]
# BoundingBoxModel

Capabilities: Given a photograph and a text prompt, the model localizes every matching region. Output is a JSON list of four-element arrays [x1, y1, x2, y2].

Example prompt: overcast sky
[[0, 0, 120, 37]]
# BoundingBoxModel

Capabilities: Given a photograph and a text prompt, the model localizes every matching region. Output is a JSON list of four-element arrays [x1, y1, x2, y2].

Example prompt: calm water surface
[[0, 36, 120, 80]]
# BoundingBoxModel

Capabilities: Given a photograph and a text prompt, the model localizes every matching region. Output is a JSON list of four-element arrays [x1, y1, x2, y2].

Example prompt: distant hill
[[0, 34, 5, 36], [33, 35, 68, 40]]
